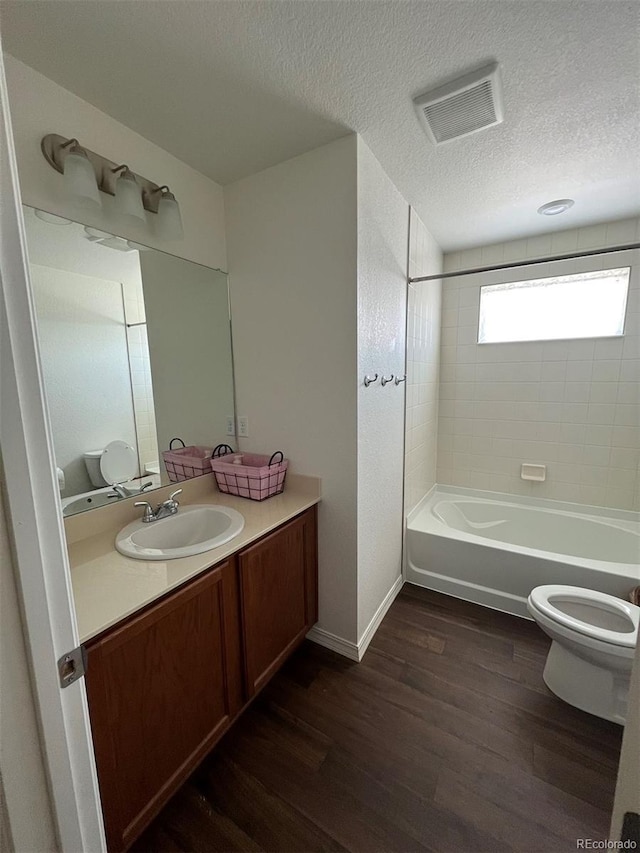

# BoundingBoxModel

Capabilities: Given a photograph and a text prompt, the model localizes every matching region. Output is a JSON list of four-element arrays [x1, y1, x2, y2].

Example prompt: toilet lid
[[529, 585, 639, 648], [100, 440, 138, 484]]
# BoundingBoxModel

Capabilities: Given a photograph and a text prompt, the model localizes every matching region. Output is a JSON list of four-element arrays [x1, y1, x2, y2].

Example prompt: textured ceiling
[[2, 0, 639, 250]]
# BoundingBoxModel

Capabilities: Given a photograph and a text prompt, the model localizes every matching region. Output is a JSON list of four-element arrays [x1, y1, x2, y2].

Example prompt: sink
[[62, 482, 157, 518], [115, 504, 245, 561]]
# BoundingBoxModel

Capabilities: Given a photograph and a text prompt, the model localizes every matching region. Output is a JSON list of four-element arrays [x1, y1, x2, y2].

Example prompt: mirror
[[22, 206, 236, 517]]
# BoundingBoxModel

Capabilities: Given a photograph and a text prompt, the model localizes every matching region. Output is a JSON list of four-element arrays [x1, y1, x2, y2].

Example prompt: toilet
[[527, 585, 639, 725], [84, 440, 138, 488]]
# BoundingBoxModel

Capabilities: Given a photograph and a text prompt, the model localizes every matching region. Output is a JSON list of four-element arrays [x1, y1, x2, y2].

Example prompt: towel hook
[[363, 373, 378, 387], [395, 374, 407, 385], [381, 374, 394, 386]]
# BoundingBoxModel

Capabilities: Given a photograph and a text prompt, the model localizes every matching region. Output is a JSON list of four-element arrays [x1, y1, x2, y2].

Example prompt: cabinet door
[[238, 506, 318, 697], [84, 559, 241, 852]]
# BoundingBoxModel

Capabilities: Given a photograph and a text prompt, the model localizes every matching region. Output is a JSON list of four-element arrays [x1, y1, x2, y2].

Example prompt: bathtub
[[405, 486, 640, 619]]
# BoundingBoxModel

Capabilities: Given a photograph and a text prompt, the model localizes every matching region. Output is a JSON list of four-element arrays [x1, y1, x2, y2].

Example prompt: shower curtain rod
[[408, 241, 640, 284]]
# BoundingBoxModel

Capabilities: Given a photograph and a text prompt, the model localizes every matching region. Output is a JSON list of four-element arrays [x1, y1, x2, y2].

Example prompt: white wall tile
[[438, 220, 640, 509]]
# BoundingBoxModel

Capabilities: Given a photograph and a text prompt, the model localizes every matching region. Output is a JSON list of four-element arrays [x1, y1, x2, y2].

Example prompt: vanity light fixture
[[34, 209, 73, 225], [82, 226, 152, 253], [99, 236, 137, 252], [40, 133, 184, 239], [151, 186, 184, 240], [84, 226, 112, 242], [112, 165, 147, 226], [61, 139, 102, 211]]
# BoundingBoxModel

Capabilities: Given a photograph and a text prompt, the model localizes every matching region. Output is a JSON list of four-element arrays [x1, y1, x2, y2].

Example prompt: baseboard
[[307, 576, 404, 663], [306, 626, 360, 661], [356, 575, 404, 660]]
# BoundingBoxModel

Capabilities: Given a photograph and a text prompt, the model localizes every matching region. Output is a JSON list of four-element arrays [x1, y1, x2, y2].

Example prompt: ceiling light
[[62, 140, 102, 211], [537, 199, 574, 216], [154, 187, 184, 240], [112, 166, 147, 226]]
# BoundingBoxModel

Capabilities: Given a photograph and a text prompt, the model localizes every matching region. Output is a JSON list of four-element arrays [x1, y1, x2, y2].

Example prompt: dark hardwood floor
[[133, 585, 623, 853]]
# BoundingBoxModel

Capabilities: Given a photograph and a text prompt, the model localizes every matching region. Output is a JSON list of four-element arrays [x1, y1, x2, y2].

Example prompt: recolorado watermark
[[576, 841, 637, 850]]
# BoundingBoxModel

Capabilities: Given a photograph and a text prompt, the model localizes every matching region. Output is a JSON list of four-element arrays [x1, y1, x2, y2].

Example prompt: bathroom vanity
[[65, 475, 320, 851]]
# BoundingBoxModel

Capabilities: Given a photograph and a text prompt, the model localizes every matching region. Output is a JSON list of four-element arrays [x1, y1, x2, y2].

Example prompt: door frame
[[0, 35, 105, 853]]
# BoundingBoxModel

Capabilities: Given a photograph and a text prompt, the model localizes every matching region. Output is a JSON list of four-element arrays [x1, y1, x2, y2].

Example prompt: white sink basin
[[115, 504, 245, 561]]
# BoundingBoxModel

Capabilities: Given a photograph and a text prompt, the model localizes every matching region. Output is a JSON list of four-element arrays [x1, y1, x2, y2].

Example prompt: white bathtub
[[405, 486, 640, 619]]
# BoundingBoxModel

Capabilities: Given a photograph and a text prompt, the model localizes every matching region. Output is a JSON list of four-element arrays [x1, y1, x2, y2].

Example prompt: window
[[477, 267, 631, 344]]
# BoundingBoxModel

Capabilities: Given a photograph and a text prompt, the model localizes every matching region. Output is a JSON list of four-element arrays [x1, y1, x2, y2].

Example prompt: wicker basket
[[162, 438, 213, 483], [210, 446, 288, 501]]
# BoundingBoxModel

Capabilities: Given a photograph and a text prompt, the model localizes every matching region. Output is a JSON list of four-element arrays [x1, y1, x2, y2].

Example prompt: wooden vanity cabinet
[[83, 506, 317, 852], [239, 508, 318, 696], [84, 558, 242, 852]]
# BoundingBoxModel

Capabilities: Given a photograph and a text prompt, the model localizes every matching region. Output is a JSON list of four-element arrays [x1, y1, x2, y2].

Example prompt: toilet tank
[[84, 450, 107, 488]]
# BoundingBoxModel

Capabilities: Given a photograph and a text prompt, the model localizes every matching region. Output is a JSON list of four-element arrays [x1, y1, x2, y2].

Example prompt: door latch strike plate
[[57, 646, 86, 688]]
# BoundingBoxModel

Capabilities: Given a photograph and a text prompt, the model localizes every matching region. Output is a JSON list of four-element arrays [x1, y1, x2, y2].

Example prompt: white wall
[[139, 253, 234, 460], [225, 135, 360, 643], [405, 209, 443, 515], [356, 138, 408, 639], [30, 265, 137, 496], [4, 55, 226, 271], [439, 218, 640, 510], [0, 467, 58, 853]]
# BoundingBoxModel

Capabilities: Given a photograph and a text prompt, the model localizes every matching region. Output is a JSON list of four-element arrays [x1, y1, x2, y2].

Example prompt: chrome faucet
[[107, 481, 154, 500], [108, 483, 130, 499], [134, 489, 182, 523]]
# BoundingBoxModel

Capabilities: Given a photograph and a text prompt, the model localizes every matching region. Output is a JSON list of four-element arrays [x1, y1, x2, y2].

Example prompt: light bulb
[[63, 148, 101, 211], [155, 189, 183, 240], [113, 168, 146, 226]]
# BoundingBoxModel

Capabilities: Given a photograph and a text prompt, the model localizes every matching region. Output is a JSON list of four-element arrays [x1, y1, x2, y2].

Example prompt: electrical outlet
[[225, 416, 235, 436], [237, 416, 249, 438]]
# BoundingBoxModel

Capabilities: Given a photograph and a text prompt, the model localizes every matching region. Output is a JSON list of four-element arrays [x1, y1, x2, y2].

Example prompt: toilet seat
[[529, 585, 639, 649], [99, 440, 138, 485]]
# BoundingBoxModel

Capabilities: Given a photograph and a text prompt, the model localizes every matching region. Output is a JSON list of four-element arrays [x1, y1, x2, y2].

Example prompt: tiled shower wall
[[438, 217, 640, 511], [404, 209, 443, 514]]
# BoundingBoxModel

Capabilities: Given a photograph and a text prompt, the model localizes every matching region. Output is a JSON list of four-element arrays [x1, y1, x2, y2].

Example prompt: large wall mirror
[[22, 206, 236, 517]]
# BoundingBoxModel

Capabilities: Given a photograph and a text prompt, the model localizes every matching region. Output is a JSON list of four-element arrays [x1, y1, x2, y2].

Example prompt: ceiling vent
[[413, 61, 503, 146]]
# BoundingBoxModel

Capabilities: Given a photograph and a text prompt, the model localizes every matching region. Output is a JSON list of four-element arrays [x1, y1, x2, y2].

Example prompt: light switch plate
[[238, 416, 249, 438], [226, 416, 236, 436]]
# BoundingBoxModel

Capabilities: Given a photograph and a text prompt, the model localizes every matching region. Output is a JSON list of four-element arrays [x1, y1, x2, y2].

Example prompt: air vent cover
[[413, 62, 503, 145]]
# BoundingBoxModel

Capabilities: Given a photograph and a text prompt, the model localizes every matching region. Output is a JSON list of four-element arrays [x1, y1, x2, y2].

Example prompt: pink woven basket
[[210, 447, 288, 501], [162, 438, 213, 483]]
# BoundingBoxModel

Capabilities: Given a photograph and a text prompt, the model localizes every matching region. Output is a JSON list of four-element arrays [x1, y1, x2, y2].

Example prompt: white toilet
[[84, 440, 139, 488], [528, 585, 639, 725]]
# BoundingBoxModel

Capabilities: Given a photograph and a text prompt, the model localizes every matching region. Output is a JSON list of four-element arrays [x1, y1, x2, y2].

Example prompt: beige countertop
[[66, 473, 321, 643]]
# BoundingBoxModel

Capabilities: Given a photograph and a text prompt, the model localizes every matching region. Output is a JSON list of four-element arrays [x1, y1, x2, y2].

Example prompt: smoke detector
[[413, 61, 504, 145]]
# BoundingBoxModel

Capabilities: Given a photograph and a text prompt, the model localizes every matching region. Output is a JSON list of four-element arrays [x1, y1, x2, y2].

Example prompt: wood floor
[[133, 586, 623, 853]]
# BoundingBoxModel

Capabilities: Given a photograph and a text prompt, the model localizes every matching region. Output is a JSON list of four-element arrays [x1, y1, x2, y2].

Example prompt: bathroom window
[[477, 267, 631, 343]]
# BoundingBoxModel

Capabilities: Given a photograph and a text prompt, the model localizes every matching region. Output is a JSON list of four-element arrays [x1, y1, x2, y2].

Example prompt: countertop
[[66, 473, 321, 643]]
